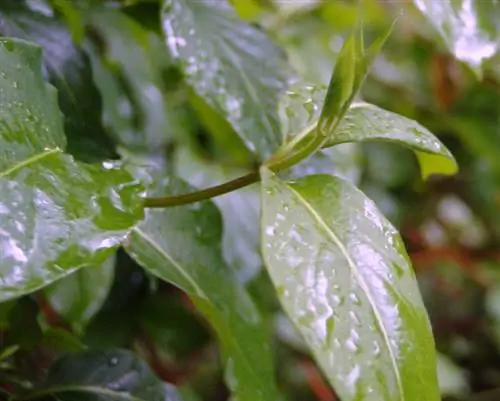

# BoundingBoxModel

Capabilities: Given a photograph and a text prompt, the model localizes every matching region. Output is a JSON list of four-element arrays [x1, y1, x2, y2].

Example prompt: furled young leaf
[[324, 102, 458, 178], [317, 23, 393, 136], [45, 254, 116, 333], [0, 0, 116, 161], [26, 349, 182, 400], [413, 0, 499, 75], [125, 176, 279, 401], [88, 8, 183, 154], [0, 39, 144, 302], [270, 25, 392, 171], [260, 168, 440, 401], [161, 0, 292, 160]]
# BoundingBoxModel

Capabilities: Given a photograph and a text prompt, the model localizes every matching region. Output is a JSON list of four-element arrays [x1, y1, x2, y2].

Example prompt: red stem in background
[[300, 359, 338, 401]]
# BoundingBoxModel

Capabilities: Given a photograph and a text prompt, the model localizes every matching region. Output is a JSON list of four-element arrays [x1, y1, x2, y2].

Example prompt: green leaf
[[45, 254, 115, 333], [125, 175, 279, 401], [161, 0, 292, 160], [0, 38, 144, 302], [317, 22, 394, 136], [0, 1, 116, 162], [139, 293, 210, 359], [260, 168, 440, 401], [324, 102, 458, 178], [413, 0, 499, 76], [88, 8, 182, 154], [268, 25, 393, 172], [24, 349, 182, 401], [175, 147, 262, 283]]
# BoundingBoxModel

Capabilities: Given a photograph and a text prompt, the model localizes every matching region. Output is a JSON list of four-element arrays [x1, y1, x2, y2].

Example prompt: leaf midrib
[[284, 180, 405, 400], [131, 226, 275, 400], [0, 147, 61, 178]]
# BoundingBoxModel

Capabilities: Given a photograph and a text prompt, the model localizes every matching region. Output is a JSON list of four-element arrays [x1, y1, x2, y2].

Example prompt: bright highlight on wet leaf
[[125, 175, 279, 401], [161, 0, 292, 160], [0, 39, 144, 302], [260, 167, 440, 401], [413, 0, 499, 76], [324, 103, 458, 178]]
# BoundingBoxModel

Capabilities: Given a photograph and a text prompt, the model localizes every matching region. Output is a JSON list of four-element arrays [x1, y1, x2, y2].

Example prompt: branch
[[143, 171, 259, 208]]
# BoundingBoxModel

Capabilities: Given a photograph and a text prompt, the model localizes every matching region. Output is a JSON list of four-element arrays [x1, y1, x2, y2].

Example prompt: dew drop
[[108, 357, 119, 367]]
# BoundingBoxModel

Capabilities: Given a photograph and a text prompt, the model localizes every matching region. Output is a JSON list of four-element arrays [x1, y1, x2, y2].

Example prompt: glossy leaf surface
[[413, 0, 499, 75], [0, 0, 116, 161], [31, 349, 182, 400], [125, 176, 279, 401], [324, 103, 458, 178], [0, 39, 144, 302], [161, 0, 292, 160], [261, 168, 440, 401], [45, 254, 115, 333]]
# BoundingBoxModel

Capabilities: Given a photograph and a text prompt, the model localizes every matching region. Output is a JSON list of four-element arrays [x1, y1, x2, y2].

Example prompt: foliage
[[0, 0, 498, 400]]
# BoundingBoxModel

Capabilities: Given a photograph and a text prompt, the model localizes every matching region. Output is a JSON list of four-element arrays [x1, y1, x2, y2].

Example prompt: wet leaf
[[125, 175, 279, 401], [0, 39, 144, 302], [317, 23, 393, 136], [260, 168, 440, 401], [27, 349, 182, 400], [88, 8, 182, 154], [324, 103, 458, 178], [161, 0, 292, 160], [272, 25, 392, 171], [413, 0, 499, 76], [45, 254, 115, 333], [0, 0, 116, 162]]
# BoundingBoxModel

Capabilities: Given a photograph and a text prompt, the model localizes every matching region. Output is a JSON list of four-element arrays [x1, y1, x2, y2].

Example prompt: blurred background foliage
[[0, 0, 499, 400]]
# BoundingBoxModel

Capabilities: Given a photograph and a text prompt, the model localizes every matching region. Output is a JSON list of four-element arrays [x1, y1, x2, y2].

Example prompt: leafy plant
[[0, 1, 497, 400]]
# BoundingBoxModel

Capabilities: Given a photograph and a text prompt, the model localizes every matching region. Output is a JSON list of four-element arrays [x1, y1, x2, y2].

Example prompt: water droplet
[[349, 292, 361, 305], [108, 357, 119, 366]]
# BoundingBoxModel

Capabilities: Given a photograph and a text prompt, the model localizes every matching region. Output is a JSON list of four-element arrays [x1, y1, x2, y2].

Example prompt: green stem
[[144, 171, 260, 208]]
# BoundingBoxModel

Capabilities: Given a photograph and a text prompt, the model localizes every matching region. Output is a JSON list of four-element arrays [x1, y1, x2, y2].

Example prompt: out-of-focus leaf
[[125, 175, 280, 401], [8, 298, 42, 350], [27, 349, 183, 400], [0, 0, 116, 162], [161, 0, 292, 160], [286, 144, 362, 184], [0, 39, 144, 302], [412, 0, 499, 76], [139, 293, 210, 359], [437, 353, 469, 397], [40, 327, 86, 352], [175, 147, 261, 283], [50, 0, 85, 42], [84, 250, 151, 349], [45, 254, 115, 333], [88, 8, 182, 155], [260, 168, 440, 401], [324, 103, 458, 178]]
